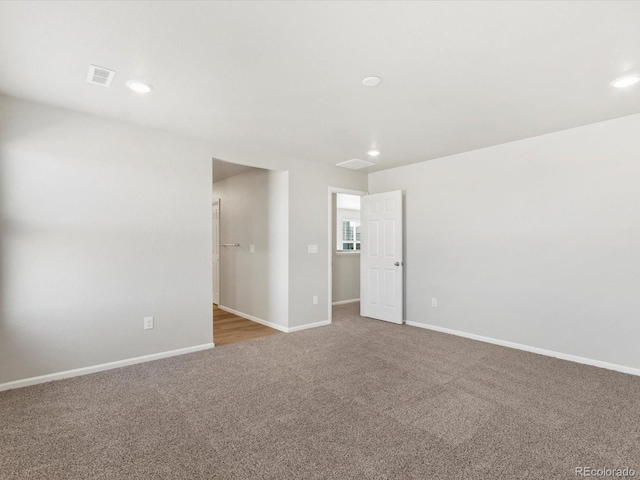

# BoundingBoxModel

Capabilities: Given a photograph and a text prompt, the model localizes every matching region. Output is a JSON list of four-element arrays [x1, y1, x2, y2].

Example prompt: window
[[341, 220, 361, 250], [336, 193, 361, 252]]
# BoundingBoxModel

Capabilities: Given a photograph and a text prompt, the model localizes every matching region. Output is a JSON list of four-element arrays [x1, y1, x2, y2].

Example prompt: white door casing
[[212, 200, 220, 305], [360, 190, 403, 324]]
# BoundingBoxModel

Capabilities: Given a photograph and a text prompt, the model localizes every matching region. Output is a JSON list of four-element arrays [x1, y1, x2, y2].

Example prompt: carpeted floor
[[2, 302, 639, 479]]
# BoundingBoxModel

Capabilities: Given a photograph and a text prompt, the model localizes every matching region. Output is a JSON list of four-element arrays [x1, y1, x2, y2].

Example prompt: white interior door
[[212, 201, 220, 305], [360, 190, 403, 324]]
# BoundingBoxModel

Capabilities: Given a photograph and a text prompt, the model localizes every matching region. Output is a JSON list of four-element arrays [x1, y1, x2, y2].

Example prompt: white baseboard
[[218, 305, 288, 333], [332, 298, 360, 306], [218, 305, 330, 333], [287, 320, 331, 332], [405, 321, 640, 377], [0, 343, 215, 393]]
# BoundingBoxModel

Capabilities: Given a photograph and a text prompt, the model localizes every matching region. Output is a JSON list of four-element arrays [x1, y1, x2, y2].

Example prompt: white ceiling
[[1, 1, 640, 173]]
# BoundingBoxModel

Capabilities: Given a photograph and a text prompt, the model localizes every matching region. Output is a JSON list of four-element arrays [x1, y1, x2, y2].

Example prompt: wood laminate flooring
[[213, 304, 280, 346]]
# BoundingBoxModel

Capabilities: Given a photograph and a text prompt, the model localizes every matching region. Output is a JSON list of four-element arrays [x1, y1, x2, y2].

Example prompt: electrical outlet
[[313, 295, 318, 305], [249, 244, 255, 253], [144, 316, 154, 330], [431, 298, 437, 307]]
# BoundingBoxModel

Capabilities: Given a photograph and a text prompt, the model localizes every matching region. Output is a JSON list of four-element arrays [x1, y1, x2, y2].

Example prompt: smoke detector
[[86, 65, 115, 87], [336, 158, 376, 170], [362, 76, 382, 87]]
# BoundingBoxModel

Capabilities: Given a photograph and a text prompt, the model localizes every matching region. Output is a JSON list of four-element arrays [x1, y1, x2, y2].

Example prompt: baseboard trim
[[218, 305, 288, 333], [332, 298, 360, 306], [405, 321, 640, 377], [0, 343, 215, 393], [287, 320, 331, 332], [218, 306, 330, 333]]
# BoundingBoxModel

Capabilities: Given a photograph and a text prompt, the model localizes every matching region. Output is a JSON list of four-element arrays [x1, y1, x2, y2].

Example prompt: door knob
[[394, 261, 402, 266]]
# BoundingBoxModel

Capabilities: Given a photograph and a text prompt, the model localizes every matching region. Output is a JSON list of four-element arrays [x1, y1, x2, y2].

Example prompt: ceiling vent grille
[[87, 65, 115, 87], [336, 158, 376, 170]]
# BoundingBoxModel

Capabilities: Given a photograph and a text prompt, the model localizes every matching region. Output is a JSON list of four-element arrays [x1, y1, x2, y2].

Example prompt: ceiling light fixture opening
[[367, 149, 380, 157], [362, 76, 382, 87], [126, 80, 152, 94], [611, 75, 640, 88]]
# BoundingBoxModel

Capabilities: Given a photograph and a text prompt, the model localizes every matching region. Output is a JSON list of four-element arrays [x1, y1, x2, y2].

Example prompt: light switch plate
[[249, 244, 255, 253], [308, 244, 319, 254], [144, 316, 154, 330]]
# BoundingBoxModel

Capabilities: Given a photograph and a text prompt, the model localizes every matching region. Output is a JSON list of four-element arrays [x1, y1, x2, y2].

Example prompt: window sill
[[336, 251, 360, 256]]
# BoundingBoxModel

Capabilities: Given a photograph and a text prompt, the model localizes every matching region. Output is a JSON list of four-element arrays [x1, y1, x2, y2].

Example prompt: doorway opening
[[327, 187, 367, 325], [212, 158, 287, 346]]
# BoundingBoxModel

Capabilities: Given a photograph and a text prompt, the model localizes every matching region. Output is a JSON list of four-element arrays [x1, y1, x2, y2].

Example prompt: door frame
[[212, 197, 220, 306], [327, 187, 368, 325]]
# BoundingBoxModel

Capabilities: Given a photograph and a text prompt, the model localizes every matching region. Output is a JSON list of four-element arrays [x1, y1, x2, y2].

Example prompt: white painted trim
[[218, 305, 288, 333], [329, 187, 369, 196], [287, 320, 331, 332], [212, 198, 220, 306], [405, 321, 640, 377], [0, 343, 215, 393], [332, 298, 360, 305], [218, 305, 330, 333]]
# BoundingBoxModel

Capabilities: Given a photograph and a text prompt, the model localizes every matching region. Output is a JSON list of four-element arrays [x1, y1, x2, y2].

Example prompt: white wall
[[369, 113, 640, 370], [332, 254, 360, 303], [212, 168, 288, 328], [187, 122, 367, 329], [207, 149, 367, 330], [0, 94, 367, 384], [0, 95, 213, 384], [287, 163, 367, 327], [267, 170, 289, 327]]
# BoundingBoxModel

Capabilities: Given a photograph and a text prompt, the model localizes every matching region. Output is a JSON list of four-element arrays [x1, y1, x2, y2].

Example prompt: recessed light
[[367, 149, 380, 157], [126, 80, 152, 94], [611, 75, 640, 88], [362, 76, 382, 87]]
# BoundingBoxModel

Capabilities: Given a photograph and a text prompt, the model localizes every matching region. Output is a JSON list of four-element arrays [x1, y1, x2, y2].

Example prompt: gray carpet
[[2, 302, 639, 479]]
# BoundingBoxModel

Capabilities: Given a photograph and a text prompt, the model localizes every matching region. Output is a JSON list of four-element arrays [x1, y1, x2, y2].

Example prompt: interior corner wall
[[0, 95, 213, 384], [368, 112, 640, 370], [287, 163, 367, 328], [267, 170, 289, 327], [212, 168, 288, 328]]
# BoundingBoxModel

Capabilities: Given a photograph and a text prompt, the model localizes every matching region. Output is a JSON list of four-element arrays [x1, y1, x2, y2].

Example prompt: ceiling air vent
[[336, 158, 376, 170], [86, 65, 115, 87]]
